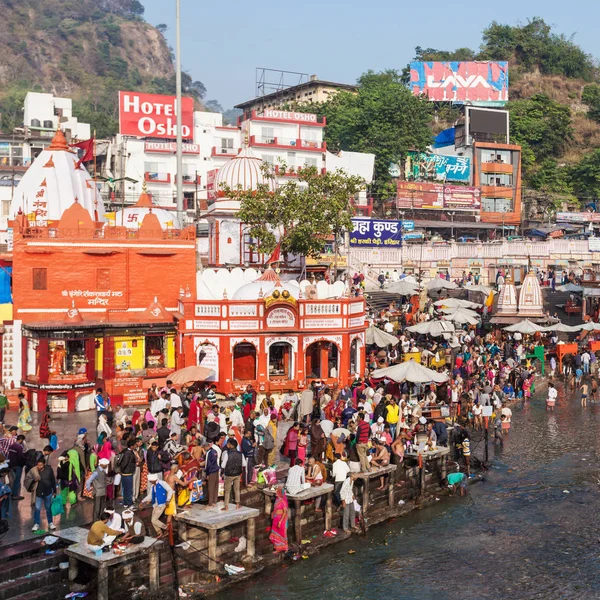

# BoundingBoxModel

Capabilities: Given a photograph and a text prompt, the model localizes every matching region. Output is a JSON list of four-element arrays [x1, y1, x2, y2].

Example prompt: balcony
[[249, 135, 326, 152], [481, 162, 513, 174], [211, 146, 240, 157], [180, 174, 201, 185], [144, 171, 171, 184]]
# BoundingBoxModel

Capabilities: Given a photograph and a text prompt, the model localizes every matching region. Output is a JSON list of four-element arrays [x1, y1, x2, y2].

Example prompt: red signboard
[[206, 169, 218, 201], [397, 181, 481, 210], [119, 91, 194, 140], [144, 141, 200, 154]]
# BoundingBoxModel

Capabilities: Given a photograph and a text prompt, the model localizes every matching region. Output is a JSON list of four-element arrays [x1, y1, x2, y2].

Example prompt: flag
[[485, 291, 494, 307], [70, 138, 94, 169], [265, 242, 281, 266]]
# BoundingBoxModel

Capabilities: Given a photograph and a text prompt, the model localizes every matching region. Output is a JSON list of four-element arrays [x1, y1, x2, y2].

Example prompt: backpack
[[113, 452, 124, 474], [262, 428, 275, 451]]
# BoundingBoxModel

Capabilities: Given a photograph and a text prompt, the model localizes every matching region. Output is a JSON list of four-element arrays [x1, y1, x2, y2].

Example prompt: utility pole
[[175, 0, 184, 225]]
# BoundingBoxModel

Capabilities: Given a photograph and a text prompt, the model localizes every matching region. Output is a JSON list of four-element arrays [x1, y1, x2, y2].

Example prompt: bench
[[175, 502, 259, 572], [58, 526, 160, 600], [263, 483, 334, 543], [352, 464, 397, 519]]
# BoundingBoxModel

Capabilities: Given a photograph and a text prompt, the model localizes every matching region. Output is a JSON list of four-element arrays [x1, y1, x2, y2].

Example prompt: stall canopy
[[578, 322, 600, 331], [386, 280, 418, 296], [582, 288, 600, 297], [371, 359, 449, 384], [366, 325, 399, 348], [503, 320, 545, 334], [434, 298, 482, 309], [425, 279, 458, 292], [557, 283, 584, 293], [540, 322, 583, 333], [169, 365, 215, 385], [440, 308, 481, 325], [465, 284, 495, 295], [406, 320, 455, 337]]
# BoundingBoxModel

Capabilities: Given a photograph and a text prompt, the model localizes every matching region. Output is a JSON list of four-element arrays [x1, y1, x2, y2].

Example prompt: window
[[268, 342, 293, 379], [185, 192, 195, 210], [145, 336, 166, 369], [482, 150, 511, 164], [96, 268, 110, 290], [65, 340, 87, 375], [481, 198, 513, 213], [482, 173, 513, 187], [221, 138, 234, 151], [304, 157, 318, 168], [261, 127, 275, 144], [287, 152, 296, 168], [32, 268, 47, 290], [262, 155, 274, 165]]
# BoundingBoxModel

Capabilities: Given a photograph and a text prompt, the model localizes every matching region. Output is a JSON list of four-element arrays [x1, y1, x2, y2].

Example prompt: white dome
[[11, 129, 104, 224], [496, 279, 518, 315], [215, 147, 276, 195], [232, 280, 299, 301], [518, 270, 544, 316]]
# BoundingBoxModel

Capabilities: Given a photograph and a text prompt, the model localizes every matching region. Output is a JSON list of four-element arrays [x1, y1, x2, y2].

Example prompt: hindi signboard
[[350, 219, 403, 247], [405, 151, 471, 183]]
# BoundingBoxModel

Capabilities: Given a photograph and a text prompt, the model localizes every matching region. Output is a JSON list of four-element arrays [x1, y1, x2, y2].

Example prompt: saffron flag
[[485, 291, 495, 307], [265, 242, 281, 266], [70, 138, 94, 169]]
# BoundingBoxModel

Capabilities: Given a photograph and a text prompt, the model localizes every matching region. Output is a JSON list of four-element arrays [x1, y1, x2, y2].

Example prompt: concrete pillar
[[362, 478, 369, 522], [208, 529, 218, 572], [149, 547, 159, 592], [246, 517, 256, 558], [179, 522, 187, 541], [387, 473, 394, 508], [265, 495, 272, 516], [97, 563, 109, 600], [68, 556, 78, 582], [294, 499, 302, 543], [325, 491, 332, 531]]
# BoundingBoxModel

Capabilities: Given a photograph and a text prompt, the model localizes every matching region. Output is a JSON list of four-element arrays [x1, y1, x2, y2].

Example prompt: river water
[[215, 382, 600, 600]]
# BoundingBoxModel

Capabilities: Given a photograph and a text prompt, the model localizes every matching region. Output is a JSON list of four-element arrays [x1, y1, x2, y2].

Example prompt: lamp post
[[449, 211, 456, 240], [175, 0, 183, 225]]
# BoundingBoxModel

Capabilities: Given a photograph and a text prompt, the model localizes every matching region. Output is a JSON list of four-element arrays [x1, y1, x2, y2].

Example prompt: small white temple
[[493, 269, 545, 323]]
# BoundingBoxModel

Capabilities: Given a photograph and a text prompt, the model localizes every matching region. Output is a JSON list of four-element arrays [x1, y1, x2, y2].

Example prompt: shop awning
[[583, 287, 600, 297]]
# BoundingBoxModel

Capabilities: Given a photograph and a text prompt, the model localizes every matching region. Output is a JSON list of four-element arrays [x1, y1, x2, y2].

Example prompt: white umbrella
[[438, 306, 480, 317], [540, 321, 584, 333], [320, 419, 334, 436], [503, 319, 544, 334], [371, 359, 449, 384], [425, 279, 458, 291], [441, 308, 481, 325], [465, 284, 495, 295], [406, 320, 455, 337], [402, 275, 418, 284], [387, 280, 418, 296], [578, 322, 600, 331], [434, 298, 482, 309], [556, 283, 584, 293], [366, 325, 399, 348], [331, 427, 351, 438]]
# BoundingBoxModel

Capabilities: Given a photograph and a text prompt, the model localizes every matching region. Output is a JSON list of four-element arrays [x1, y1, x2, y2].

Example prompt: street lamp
[[449, 211, 456, 240]]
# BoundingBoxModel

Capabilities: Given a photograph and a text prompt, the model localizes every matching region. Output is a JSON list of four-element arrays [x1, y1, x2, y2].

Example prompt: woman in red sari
[[269, 487, 289, 553], [323, 396, 336, 421]]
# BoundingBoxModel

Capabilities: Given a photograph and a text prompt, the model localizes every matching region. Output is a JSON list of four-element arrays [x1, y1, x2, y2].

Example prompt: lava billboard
[[119, 91, 194, 139], [410, 61, 509, 105]]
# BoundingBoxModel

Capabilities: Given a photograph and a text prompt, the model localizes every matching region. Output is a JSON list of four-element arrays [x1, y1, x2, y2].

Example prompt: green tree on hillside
[[569, 150, 600, 202]]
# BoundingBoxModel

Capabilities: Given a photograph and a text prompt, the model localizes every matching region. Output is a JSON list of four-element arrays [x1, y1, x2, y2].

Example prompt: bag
[[113, 452, 124, 474], [190, 480, 204, 503], [23, 469, 37, 493], [51, 495, 64, 517], [68, 491, 77, 506], [82, 470, 94, 499], [262, 428, 275, 451]]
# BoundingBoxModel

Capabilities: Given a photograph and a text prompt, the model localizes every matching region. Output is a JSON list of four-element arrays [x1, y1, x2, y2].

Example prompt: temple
[[491, 269, 545, 324]]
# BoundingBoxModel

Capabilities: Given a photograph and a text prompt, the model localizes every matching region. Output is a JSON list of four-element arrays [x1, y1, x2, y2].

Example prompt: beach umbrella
[[540, 322, 584, 333], [434, 298, 482, 309], [406, 320, 455, 337], [371, 359, 449, 384], [556, 283, 584, 293], [503, 320, 544, 334], [425, 279, 458, 291], [366, 325, 399, 348], [386, 280, 418, 296], [440, 308, 481, 325], [169, 365, 215, 385]]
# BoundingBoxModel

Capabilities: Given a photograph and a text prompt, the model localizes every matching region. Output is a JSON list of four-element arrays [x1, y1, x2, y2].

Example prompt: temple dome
[[215, 147, 276, 196], [518, 270, 544, 316], [496, 276, 518, 315], [11, 129, 104, 225], [111, 184, 181, 230]]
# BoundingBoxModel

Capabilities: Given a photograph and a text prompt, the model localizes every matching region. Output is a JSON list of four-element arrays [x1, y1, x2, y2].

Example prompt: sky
[[141, 0, 600, 110]]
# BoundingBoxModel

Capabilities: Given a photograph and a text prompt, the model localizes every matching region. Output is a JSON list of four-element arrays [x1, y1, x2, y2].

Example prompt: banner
[[557, 212, 600, 223], [119, 91, 194, 140], [410, 61, 508, 105], [397, 181, 481, 210], [206, 169, 218, 201], [405, 151, 470, 183], [350, 219, 403, 247]]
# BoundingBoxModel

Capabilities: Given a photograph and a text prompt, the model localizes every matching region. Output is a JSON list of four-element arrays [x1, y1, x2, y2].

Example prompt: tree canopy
[[230, 166, 363, 258]]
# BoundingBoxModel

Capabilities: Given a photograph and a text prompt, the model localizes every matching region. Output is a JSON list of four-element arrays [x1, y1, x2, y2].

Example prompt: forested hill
[[0, 0, 207, 137]]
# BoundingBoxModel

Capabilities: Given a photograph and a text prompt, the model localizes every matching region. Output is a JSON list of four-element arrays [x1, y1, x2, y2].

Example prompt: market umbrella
[[425, 279, 458, 292], [169, 365, 215, 385], [503, 319, 545, 334], [366, 325, 399, 348], [540, 321, 584, 333], [434, 298, 482, 309], [438, 306, 480, 317], [371, 359, 449, 384], [465, 284, 495, 295], [578, 322, 600, 331], [440, 308, 481, 325], [320, 419, 334, 436], [556, 283, 584, 293], [386, 280, 418, 296], [406, 320, 455, 337]]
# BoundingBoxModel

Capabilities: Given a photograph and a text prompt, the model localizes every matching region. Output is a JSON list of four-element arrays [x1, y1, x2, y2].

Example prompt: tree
[[156, 23, 168, 35], [569, 150, 600, 202], [507, 94, 572, 179], [230, 166, 363, 261], [205, 99, 223, 113], [582, 84, 600, 122]]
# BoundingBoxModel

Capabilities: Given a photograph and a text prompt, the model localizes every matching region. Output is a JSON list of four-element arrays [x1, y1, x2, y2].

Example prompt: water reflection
[[215, 383, 600, 600]]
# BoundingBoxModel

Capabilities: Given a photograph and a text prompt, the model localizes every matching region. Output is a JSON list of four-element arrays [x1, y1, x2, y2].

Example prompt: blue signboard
[[402, 220, 415, 231], [350, 219, 403, 247], [406, 151, 471, 183]]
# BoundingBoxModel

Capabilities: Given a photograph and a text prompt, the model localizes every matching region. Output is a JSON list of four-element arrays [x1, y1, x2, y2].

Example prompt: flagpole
[[175, 0, 183, 225]]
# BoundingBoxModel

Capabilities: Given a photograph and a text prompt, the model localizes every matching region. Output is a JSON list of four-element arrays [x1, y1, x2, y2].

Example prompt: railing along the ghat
[[20, 226, 196, 241]]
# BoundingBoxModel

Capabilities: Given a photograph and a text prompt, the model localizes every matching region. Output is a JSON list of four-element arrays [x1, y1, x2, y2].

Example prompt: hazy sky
[[141, 0, 600, 109]]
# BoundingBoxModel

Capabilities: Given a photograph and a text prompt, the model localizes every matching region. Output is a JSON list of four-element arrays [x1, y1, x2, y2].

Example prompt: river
[[214, 382, 600, 600]]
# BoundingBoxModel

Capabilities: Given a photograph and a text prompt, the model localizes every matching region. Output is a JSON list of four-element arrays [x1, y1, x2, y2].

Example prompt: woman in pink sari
[[269, 487, 289, 553]]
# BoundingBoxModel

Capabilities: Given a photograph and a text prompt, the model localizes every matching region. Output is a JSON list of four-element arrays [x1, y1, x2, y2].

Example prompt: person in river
[[547, 383, 557, 412]]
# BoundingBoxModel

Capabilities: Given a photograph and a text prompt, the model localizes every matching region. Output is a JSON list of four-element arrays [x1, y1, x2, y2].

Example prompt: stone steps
[[0, 568, 68, 600]]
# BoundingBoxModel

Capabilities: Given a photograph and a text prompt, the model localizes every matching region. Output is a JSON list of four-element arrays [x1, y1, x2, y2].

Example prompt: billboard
[[350, 219, 405, 247], [119, 91, 194, 139], [410, 61, 508, 105], [556, 212, 600, 223], [397, 181, 481, 210], [206, 169, 218, 201], [405, 151, 471, 183]]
